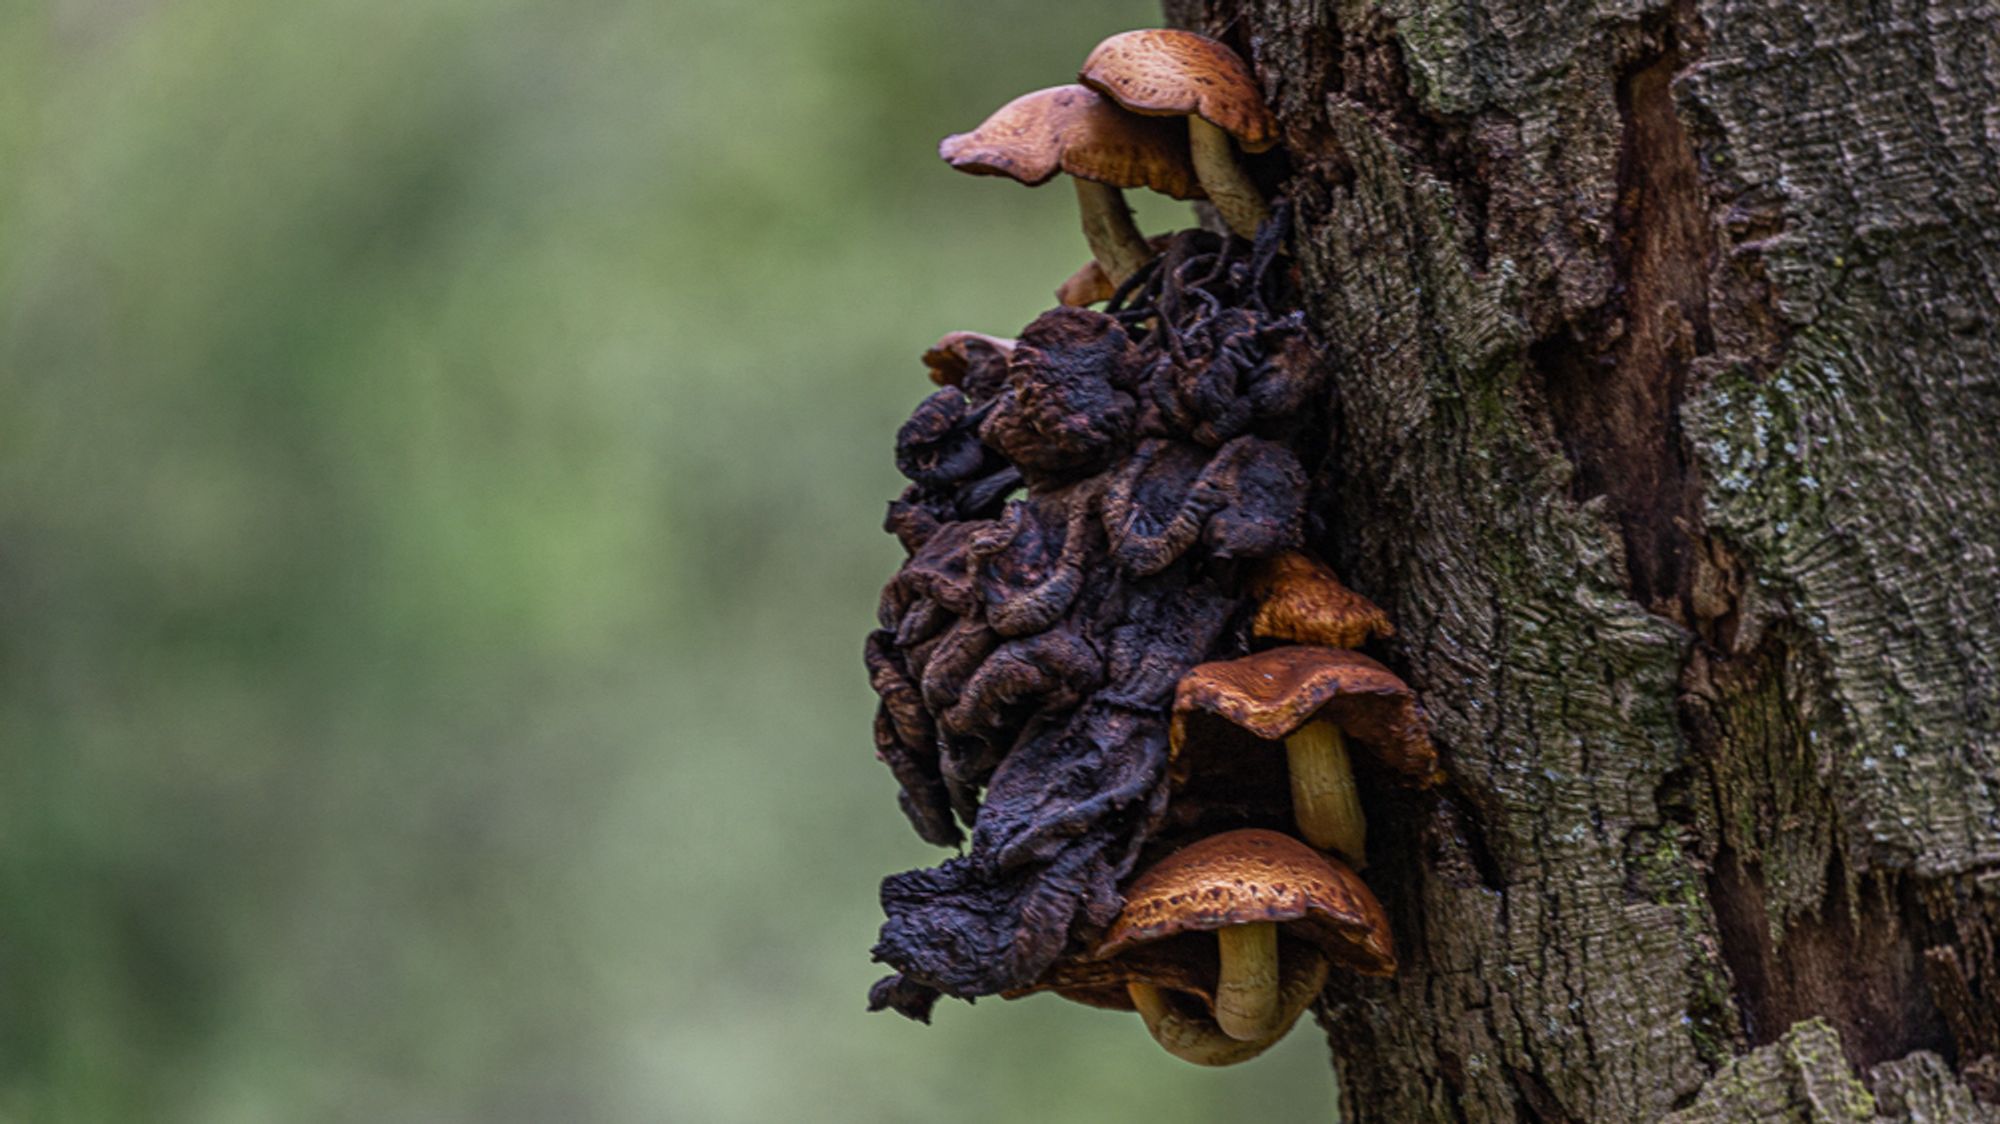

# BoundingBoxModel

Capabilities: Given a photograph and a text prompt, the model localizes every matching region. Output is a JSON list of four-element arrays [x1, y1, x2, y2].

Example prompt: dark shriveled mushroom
[[866, 224, 1322, 1020], [922, 330, 1015, 389]]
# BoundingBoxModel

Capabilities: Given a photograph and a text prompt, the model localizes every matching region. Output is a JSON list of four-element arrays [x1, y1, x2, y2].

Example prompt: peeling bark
[[1161, 0, 2000, 1117]]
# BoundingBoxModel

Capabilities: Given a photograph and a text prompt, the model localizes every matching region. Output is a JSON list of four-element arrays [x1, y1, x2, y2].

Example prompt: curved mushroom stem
[[1127, 951, 1331, 1067], [1128, 983, 1279, 1066], [1074, 179, 1153, 285], [1214, 922, 1282, 1041], [1284, 719, 1367, 867], [1188, 117, 1269, 240]]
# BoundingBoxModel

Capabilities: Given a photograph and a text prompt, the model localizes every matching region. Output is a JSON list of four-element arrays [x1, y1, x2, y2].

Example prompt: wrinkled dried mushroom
[[866, 222, 1325, 1020], [922, 331, 1016, 388]]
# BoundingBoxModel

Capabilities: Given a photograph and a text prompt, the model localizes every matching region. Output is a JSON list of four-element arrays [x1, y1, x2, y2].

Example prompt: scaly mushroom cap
[[1248, 551, 1394, 648], [1096, 829, 1395, 976], [922, 331, 1015, 388], [939, 85, 1202, 199], [1079, 30, 1278, 152], [1171, 647, 1438, 782]]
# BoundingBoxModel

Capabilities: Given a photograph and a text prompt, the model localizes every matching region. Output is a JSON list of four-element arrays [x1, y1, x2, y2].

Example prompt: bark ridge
[[1163, 0, 2000, 1116]]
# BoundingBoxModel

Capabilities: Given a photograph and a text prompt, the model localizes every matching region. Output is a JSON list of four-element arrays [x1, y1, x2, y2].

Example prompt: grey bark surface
[[1159, 0, 2000, 1118]]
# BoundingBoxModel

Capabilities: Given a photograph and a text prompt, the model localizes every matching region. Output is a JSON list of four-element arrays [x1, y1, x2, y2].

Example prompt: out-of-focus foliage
[[0, 1, 1340, 1120]]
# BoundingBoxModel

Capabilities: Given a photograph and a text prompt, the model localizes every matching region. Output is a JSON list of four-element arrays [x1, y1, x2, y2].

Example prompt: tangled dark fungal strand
[[866, 208, 1333, 1019]]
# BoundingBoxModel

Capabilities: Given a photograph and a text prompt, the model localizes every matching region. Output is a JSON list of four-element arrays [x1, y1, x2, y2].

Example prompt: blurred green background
[[0, 2, 1342, 1120]]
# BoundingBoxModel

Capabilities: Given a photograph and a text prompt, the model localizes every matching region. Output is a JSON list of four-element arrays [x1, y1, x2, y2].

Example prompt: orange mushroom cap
[[939, 84, 1202, 199], [1171, 647, 1439, 783], [1248, 551, 1394, 649], [1096, 829, 1395, 976], [1079, 30, 1278, 153]]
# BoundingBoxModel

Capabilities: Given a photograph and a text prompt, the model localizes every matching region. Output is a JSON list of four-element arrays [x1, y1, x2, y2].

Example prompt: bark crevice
[[1530, 29, 1713, 622]]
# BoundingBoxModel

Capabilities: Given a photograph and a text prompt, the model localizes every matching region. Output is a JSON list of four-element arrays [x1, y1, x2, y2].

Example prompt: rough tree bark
[[1158, 0, 2000, 1118]]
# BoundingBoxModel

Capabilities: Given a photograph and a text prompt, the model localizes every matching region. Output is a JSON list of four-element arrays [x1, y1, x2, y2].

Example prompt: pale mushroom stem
[[1073, 179, 1153, 285], [1127, 983, 1278, 1066], [1126, 952, 1332, 1067], [1284, 720, 1367, 867], [1188, 117, 1269, 240], [1213, 922, 1282, 1041]]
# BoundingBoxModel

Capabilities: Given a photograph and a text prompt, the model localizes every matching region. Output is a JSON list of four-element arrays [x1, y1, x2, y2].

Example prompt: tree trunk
[[1160, 0, 2000, 1118]]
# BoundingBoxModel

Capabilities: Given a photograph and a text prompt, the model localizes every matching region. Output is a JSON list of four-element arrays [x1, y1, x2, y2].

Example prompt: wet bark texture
[[1161, 0, 2000, 1118]]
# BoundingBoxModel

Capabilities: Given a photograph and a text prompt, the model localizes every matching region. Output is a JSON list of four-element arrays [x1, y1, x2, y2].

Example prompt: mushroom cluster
[[939, 29, 1277, 300], [863, 28, 1442, 1067]]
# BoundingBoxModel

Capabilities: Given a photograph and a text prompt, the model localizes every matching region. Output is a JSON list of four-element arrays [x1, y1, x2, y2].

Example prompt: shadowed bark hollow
[[1160, 0, 2000, 1118]]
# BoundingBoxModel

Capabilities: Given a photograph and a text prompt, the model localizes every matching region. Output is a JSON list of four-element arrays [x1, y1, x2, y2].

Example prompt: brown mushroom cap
[[921, 331, 1015, 387], [1248, 551, 1394, 648], [1079, 30, 1277, 152], [939, 84, 1202, 199], [1171, 647, 1438, 782], [1096, 829, 1394, 976]]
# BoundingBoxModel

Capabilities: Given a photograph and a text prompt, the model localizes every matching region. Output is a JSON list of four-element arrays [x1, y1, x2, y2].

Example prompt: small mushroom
[[922, 331, 1015, 391], [1248, 550, 1395, 649], [1080, 29, 1278, 240], [1171, 647, 1437, 867], [1096, 829, 1394, 1043], [940, 85, 1200, 287]]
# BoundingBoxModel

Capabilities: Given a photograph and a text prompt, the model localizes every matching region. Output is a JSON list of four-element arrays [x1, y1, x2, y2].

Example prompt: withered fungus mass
[[867, 220, 1329, 1020]]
